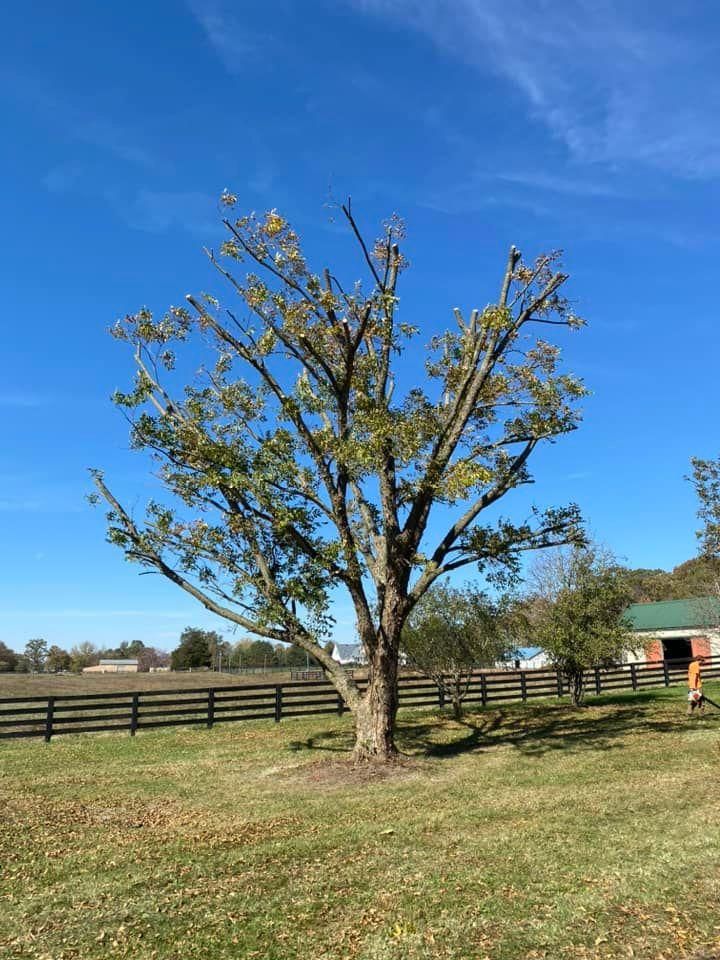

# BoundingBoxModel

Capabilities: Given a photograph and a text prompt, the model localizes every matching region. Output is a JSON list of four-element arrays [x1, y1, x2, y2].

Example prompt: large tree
[[170, 627, 220, 670], [528, 545, 634, 706], [24, 638, 48, 673], [93, 198, 585, 759], [46, 645, 72, 673]]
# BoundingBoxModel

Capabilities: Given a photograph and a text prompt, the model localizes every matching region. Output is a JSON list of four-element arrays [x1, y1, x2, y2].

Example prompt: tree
[[613, 557, 720, 603], [529, 545, 634, 706], [92, 198, 585, 760], [240, 639, 278, 668], [402, 584, 517, 719], [46, 645, 72, 673], [0, 641, 19, 672], [24, 638, 48, 673], [170, 627, 218, 670], [684, 457, 720, 630], [282, 643, 319, 668], [136, 646, 170, 671], [70, 641, 99, 673], [690, 457, 720, 561]]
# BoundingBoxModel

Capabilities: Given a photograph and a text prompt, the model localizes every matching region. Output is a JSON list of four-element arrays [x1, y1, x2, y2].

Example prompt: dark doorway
[[662, 636, 692, 662]]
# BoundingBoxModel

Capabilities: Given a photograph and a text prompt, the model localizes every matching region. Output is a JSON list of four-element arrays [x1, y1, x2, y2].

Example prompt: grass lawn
[[0, 671, 298, 699], [2, 685, 720, 960]]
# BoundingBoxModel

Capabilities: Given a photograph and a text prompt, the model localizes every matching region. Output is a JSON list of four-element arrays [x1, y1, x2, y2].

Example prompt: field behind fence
[[1, 656, 716, 742]]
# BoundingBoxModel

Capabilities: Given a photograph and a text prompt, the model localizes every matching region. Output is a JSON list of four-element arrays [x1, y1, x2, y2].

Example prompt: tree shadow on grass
[[287, 728, 355, 754], [284, 690, 720, 762], [398, 693, 719, 760]]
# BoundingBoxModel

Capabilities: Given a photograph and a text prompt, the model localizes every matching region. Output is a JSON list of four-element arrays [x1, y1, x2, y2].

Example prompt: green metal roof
[[625, 597, 720, 632]]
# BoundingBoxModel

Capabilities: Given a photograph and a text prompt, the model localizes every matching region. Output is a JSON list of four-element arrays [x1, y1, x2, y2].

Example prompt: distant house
[[625, 598, 720, 663], [514, 647, 551, 670], [331, 643, 367, 666], [83, 658, 139, 674], [493, 648, 551, 671]]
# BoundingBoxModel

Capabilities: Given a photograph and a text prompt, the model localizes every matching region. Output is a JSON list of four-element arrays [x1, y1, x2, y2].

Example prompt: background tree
[[24, 638, 48, 673], [70, 641, 99, 673], [237, 639, 279, 668], [279, 643, 319, 669], [683, 456, 720, 631], [170, 627, 218, 670], [402, 584, 517, 719], [46, 645, 72, 673], [529, 545, 633, 706], [93, 198, 585, 760], [613, 556, 720, 603], [0, 641, 19, 672], [136, 646, 170, 671]]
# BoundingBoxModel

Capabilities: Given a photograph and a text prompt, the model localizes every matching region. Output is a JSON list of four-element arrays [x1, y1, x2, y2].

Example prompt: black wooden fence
[[1, 657, 716, 742]]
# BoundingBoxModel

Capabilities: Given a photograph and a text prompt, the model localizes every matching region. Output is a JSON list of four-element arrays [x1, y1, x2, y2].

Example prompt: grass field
[[0, 670, 299, 699], [2, 685, 720, 960]]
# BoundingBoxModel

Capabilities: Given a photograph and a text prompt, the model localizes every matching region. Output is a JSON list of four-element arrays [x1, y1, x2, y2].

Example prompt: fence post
[[594, 667, 601, 696], [662, 659, 670, 687], [337, 691, 344, 716], [274, 685, 282, 723], [556, 668, 564, 698], [130, 693, 140, 737], [207, 688, 215, 729], [630, 663, 638, 691], [44, 697, 55, 743], [520, 672, 527, 702], [480, 673, 487, 707], [438, 685, 446, 710]]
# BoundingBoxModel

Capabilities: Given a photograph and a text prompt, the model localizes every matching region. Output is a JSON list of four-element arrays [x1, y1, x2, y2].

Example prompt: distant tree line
[[0, 630, 324, 675], [0, 638, 169, 674], [170, 627, 322, 671]]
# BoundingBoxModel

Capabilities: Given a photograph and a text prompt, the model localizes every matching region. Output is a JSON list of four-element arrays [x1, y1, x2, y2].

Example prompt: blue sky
[[2, 0, 720, 653]]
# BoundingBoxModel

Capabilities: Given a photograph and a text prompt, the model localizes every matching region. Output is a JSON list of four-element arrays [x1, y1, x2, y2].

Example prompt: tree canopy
[[170, 627, 222, 671], [528, 545, 634, 706], [402, 583, 517, 718], [93, 198, 586, 758]]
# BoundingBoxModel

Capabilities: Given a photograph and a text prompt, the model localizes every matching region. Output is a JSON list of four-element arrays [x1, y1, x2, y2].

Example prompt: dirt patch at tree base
[[288, 754, 427, 788]]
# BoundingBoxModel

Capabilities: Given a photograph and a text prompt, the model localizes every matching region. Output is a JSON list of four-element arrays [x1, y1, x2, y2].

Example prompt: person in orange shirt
[[687, 655, 706, 715]]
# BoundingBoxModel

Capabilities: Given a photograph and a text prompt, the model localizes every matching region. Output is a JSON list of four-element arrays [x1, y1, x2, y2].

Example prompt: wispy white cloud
[[111, 189, 218, 234], [350, 0, 720, 179], [494, 171, 624, 199], [42, 163, 85, 195], [186, 0, 280, 72], [0, 65, 160, 174]]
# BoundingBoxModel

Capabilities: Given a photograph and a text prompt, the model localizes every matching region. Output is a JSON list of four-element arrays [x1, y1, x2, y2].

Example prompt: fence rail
[[1, 657, 716, 742]]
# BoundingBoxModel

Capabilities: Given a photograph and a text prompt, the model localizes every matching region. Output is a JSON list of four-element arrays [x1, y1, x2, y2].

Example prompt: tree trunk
[[353, 644, 399, 761], [569, 670, 585, 707], [451, 675, 464, 720]]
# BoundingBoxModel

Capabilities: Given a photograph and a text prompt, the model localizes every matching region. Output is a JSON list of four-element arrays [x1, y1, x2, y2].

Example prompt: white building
[[331, 643, 367, 666], [83, 658, 139, 674]]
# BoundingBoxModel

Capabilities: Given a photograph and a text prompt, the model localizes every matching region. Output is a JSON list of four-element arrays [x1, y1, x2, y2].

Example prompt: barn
[[82, 658, 139, 674], [625, 597, 720, 663]]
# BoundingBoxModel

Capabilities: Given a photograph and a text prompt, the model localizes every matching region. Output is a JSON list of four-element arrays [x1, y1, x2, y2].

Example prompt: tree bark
[[353, 643, 399, 761], [569, 671, 585, 707]]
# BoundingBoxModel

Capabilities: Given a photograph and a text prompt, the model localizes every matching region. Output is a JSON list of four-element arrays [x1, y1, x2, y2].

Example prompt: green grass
[[2, 685, 720, 960]]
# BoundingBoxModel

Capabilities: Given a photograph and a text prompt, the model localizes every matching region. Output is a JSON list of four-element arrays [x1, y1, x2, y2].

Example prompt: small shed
[[83, 658, 139, 674], [625, 598, 720, 663]]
